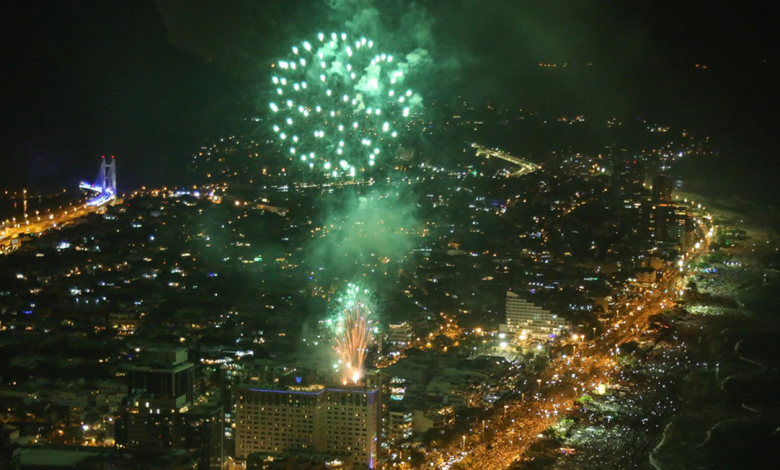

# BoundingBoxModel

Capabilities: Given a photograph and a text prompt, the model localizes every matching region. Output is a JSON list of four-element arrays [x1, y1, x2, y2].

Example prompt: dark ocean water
[[651, 307, 780, 469], [0, 194, 85, 222], [650, 184, 780, 469], [670, 152, 780, 211]]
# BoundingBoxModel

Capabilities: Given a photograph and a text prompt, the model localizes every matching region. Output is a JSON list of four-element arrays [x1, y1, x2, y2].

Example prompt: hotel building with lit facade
[[235, 385, 380, 469]]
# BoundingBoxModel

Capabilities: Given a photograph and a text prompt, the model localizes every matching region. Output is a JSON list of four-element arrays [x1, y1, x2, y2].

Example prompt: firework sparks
[[328, 283, 377, 383], [267, 32, 423, 177]]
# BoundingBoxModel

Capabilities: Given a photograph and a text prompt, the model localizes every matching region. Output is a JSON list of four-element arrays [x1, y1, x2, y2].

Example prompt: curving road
[[1, 198, 117, 253], [424, 225, 713, 470], [472, 143, 540, 177]]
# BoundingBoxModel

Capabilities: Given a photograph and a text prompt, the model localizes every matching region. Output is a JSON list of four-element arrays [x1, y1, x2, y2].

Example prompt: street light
[[537, 379, 542, 390], [462, 435, 466, 450]]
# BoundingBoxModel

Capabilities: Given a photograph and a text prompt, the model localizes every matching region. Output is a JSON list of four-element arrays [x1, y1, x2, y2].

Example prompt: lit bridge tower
[[99, 155, 117, 196], [80, 155, 117, 206]]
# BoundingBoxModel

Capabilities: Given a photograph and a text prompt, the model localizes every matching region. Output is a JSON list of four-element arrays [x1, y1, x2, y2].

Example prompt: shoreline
[[648, 186, 780, 469], [538, 184, 780, 470]]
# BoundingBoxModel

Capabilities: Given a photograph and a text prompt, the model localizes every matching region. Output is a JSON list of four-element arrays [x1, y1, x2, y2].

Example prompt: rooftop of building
[[239, 383, 380, 396]]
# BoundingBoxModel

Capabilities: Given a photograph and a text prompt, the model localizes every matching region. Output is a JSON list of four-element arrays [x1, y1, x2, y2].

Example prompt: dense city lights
[[2, 4, 776, 470]]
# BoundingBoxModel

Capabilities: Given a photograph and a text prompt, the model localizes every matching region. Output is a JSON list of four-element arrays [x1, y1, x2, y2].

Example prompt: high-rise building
[[663, 205, 694, 247], [117, 348, 223, 469], [182, 400, 225, 470], [501, 291, 569, 340], [235, 385, 380, 469], [127, 348, 194, 406], [117, 347, 195, 449], [638, 201, 656, 239], [611, 160, 645, 200], [246, 453, 354, 469], [652, 174, 673, 203], [642, 203, 693, 246], [387, 406, 413, 445], [385, 323, 413, 350], [362, 370, 389, 459]]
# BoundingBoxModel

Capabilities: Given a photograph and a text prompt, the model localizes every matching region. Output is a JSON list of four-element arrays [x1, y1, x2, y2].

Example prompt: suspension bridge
[[1, 157, 118, 253], [79, 155, 117, 206]]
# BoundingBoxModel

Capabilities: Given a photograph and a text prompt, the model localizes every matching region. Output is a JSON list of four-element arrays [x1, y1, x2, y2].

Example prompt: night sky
[[1, 1, 777, 192]]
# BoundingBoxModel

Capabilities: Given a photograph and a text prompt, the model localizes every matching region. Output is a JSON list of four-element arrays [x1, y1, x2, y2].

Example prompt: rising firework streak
[[327, 283, 378, 384]]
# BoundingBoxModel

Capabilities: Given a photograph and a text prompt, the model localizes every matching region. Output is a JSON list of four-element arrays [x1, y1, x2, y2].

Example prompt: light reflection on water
[[0, 193, 85, 221]]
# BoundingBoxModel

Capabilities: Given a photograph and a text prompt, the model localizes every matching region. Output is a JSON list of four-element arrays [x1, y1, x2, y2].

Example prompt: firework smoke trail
[[329, 283, 377, 384], [267, 32, 425, 177]]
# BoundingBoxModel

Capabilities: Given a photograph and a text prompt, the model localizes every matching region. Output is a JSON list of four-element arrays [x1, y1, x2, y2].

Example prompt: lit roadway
[[424, 229, 713, 470], [0, 199, 118, 253], [472, 143, 540, 177]]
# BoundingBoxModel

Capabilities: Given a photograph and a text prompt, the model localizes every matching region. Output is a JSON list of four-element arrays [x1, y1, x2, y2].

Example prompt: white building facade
[[501, 291, 569, 340]]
